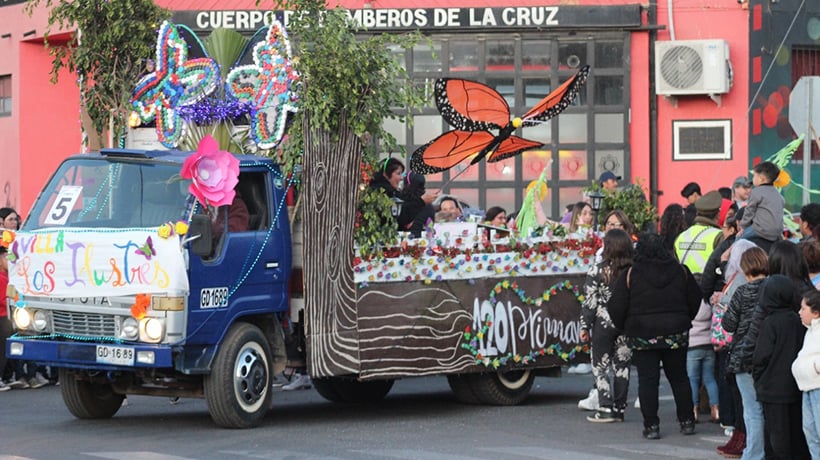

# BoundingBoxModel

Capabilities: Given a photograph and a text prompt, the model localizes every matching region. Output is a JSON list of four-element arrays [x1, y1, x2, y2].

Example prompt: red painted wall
[[654, 0, 749, 212], [3, 0, 750, 217], [0, 4, 79, 218]]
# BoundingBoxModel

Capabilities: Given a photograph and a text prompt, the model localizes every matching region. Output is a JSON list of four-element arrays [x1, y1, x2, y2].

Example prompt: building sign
[[173, 5, 641, 33]]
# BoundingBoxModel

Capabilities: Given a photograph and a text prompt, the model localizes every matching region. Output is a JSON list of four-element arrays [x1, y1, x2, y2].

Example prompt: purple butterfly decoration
[[135, 236, 156, 261], [131, 21, 220, 148], [226, 19, 299, 150]]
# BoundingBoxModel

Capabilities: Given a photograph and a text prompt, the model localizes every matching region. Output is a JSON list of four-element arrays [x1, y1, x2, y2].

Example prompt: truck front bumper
[[6, 337, 174, 370]]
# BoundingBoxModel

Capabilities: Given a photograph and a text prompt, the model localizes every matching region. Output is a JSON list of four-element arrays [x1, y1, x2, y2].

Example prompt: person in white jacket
[[792, 289, 820, 459]]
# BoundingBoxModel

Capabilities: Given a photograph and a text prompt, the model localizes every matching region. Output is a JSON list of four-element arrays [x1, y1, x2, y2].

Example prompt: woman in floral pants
[[580, 229, 635, 422]]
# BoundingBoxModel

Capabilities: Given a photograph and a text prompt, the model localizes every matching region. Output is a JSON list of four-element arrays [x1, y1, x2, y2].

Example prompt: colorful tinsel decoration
[[130, 20, 220, 148], [489, 279, 584, 307], [226, 19, 299, 150], [177, 99, 253, 125]]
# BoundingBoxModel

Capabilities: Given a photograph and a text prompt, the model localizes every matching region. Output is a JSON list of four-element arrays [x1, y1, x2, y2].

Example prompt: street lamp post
[[588, 191, 605, 232]]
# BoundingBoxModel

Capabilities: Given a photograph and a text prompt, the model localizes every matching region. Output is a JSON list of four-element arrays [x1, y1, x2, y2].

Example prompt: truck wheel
[[447, 374, 481, 404], [60, 368, 124, 419], [205, 322, 272, 429], [312, 377, 394, 403], [467, 370, 534, 405]]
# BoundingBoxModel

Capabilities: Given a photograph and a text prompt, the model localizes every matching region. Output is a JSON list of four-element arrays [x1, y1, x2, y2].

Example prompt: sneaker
[[613, 409, 625, 422], [28, 377, 46, 389], [634, 398, 641, 409], [643, 425, 660, 440], [271, 372, 291, 388], [587, 408, 618, 423], [9, 378, 29, 390], [169, 396, 181, 405], [281, 374, 311, 391], [0, 381, 10, 392], [578, 388, 599, 411], [34, 373, 50, 387], [568, 363, 592, 374], [680, 419, 696, 435], [723, 425, 734, 437]]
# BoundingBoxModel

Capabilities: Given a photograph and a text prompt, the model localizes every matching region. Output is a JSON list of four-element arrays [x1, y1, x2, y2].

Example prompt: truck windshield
[[23, 158, 192, 230]]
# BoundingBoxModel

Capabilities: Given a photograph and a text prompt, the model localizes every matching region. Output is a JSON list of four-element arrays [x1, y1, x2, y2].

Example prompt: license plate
[[96, 345, 134, 366]]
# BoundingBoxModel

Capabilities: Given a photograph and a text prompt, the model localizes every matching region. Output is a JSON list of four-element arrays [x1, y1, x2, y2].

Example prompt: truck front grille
[[52, 311, 116, 337]]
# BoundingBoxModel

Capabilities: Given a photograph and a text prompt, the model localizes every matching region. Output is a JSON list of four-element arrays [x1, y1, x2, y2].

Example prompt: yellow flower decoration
[[157, 223, 173, 239], [174, 220, 189, 235], [1, 230, 14, 247], [774, 169, 791, 188]]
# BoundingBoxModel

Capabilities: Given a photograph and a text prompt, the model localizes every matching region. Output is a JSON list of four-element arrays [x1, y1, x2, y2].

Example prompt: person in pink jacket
[[792, 290, 820, 459]]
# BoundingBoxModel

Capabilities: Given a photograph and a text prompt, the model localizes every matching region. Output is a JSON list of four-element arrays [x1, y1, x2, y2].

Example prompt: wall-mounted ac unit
[[655, 39, 732, 96]]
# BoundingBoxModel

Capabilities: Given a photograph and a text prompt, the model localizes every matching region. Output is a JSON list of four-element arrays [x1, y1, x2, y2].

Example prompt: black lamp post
[[588, 191, 605, 232]]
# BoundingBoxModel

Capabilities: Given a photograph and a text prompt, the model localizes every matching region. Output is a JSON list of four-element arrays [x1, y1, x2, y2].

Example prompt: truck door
[[186, 170, 291, 345]]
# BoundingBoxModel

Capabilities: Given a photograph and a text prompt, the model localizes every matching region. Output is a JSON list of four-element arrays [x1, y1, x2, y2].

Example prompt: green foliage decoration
[[355, 186, 399, 255], [585, 180, 658, 232], [263, 0, 427, 254], [25, 0, 170, 147]]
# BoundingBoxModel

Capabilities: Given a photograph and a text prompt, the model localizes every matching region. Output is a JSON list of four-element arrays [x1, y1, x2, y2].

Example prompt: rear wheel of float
[[447, 374, 481, 404], [313, 377, 394, 403], [467, 369, 534, 405]]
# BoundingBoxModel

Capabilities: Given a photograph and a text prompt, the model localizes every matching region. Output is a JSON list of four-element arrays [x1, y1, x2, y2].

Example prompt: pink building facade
[[0, 0, 816, 218]]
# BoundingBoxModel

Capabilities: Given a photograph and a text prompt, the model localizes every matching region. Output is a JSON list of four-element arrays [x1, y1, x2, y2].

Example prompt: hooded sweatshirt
[[609, 258, 702, 349], [752, 274, 805, 403], [792, 316, 820, 392]]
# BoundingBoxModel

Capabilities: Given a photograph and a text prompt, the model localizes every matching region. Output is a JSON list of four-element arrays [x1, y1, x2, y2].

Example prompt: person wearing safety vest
[[675, 191, 725, 276]]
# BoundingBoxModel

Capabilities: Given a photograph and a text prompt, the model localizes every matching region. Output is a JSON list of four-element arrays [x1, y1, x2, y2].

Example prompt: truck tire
[[312, 377, 394, 403], [446, 374, 481, 404], [467, 370, 534, 405], [205, 322, 272, 429], [60, 368, 124, 419]]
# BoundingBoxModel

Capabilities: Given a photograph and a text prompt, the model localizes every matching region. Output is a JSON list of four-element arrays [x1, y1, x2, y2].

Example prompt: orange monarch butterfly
[[410, 65, 590, 176]]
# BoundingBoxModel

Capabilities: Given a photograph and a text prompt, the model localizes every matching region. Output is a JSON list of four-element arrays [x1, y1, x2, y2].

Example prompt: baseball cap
[[733, 176, 751, 188], [598, 171, 621, 184]]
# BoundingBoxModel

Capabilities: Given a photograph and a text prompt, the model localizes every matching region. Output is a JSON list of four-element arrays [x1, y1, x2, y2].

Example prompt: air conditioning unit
[[655, 39, 732, 96]]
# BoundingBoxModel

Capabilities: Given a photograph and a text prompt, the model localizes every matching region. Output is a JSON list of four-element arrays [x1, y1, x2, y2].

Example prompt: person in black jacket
[[369, 158, 437, 237], [752, 274, 811, 459], [609, 232, 702, 440]]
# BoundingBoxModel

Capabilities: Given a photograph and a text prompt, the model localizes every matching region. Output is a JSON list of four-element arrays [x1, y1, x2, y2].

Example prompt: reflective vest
[[674, 224, 722, 274]]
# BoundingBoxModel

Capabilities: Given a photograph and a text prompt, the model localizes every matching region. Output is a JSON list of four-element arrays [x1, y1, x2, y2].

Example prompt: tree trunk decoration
[[302, 113, 361, 377]]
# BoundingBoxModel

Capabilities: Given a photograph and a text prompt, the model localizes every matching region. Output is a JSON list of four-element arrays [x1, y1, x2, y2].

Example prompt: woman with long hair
[[580, 229, 635, 422], [566, 201, 593, 235], [609, 232, 702, 439], [659, 204, 688, 254]]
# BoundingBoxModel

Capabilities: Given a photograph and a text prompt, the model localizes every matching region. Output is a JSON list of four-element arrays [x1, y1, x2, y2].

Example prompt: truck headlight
[[121, 317, 139, 340], [141, 318, 164, 342], [14, 308, 31, 330], [32, 310, 49, 332]]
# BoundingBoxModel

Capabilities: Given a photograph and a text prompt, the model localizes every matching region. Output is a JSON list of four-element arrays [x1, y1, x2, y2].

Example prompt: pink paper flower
[[180, 135, 240, 207]]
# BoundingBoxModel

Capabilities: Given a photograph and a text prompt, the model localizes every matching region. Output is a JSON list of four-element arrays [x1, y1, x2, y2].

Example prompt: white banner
[[8, 229, 189, 297]]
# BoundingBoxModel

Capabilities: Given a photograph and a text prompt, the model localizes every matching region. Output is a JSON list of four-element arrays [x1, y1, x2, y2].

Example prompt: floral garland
[[489, 279, 584, 307], [461, 278, 589, 369]]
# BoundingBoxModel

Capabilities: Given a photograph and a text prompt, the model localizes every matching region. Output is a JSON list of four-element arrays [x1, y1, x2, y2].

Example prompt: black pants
[[632, 347, 694, 428], [0, 316, 12, 380], [761, 401, 810, 460], [716, 349, 735, 427]]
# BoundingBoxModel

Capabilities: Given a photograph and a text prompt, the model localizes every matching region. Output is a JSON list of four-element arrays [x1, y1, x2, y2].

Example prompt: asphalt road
[[0, 370, 729, 460]]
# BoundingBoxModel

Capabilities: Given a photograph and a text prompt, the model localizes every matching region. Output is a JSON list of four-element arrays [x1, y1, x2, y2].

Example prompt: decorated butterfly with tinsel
[[130, 21, 220, 148], [225, 19, 299, 150], [135, 236, 156, 261], [410, 66, 590, 175]]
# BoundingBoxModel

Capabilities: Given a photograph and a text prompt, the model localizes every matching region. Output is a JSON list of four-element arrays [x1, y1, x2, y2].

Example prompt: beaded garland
[[462, 315, 590, 369], [226, 19, 299, 150], [130, 20, 220, 148]]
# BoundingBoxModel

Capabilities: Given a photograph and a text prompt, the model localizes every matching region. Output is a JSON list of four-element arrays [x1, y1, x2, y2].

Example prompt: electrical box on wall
[[655, 39, 733, 96]]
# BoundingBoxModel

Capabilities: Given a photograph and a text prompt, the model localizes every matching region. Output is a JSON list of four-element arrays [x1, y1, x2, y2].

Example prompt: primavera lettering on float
[[8, 230, 189, 297]]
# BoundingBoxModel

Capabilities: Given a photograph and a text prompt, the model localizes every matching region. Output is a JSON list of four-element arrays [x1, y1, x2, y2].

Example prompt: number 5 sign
[[44, 185, 83, 225]]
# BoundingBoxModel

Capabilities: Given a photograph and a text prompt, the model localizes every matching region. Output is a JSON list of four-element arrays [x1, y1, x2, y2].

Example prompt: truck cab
[[6, 148, 293, 428]]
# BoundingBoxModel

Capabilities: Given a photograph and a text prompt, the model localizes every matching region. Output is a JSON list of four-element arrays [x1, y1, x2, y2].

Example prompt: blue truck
[[6, 147, 596, 428]]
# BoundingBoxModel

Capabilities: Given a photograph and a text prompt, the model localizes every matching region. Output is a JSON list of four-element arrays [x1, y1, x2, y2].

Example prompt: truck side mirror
[[189, 214, 213, 257]]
